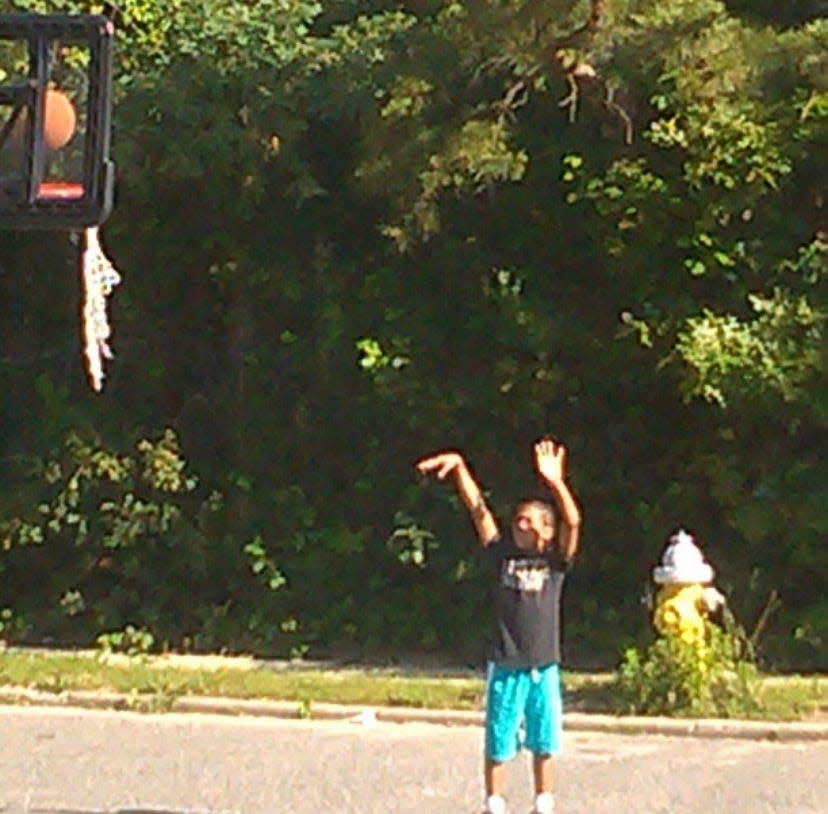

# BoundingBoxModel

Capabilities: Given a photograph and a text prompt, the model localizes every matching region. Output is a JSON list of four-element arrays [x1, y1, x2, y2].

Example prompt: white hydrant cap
[[653, 529, 715, 585]]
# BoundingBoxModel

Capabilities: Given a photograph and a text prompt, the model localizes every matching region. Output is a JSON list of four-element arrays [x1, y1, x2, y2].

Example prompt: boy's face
[[511, 503, 556, 553]]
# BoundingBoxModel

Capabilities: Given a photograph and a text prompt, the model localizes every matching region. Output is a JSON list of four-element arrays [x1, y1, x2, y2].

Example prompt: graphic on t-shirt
[[501, 558, 550, 593]]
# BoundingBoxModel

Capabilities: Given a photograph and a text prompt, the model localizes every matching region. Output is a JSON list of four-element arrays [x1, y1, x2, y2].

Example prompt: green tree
[[1, 1, 824, 668]]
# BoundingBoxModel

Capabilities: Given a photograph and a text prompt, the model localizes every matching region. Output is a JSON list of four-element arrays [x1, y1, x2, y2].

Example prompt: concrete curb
[[562, 711, 828, 742], [1, 686, 826, 742]]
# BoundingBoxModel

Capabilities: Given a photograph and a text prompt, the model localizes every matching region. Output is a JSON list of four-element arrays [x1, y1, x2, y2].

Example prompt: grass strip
[[0, 648, 824, 720]]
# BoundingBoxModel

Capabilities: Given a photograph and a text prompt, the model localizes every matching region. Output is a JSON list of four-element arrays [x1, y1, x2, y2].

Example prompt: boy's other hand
[[535, 438, 567, 484], [416, 451, 463, 480]]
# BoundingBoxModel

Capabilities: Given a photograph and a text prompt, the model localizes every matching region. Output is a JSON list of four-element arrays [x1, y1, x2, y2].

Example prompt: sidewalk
[[1, 684, 826, 743]]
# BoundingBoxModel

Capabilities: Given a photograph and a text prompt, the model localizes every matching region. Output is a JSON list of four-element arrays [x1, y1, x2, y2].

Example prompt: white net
[[81, 226, 121, 391]]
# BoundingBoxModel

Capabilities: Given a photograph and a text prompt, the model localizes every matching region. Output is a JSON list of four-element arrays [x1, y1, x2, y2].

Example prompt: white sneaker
[[530, 791, 555, 814]]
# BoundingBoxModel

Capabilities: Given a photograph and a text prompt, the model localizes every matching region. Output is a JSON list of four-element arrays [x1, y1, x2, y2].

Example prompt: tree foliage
[[0, 0, 825, 669]]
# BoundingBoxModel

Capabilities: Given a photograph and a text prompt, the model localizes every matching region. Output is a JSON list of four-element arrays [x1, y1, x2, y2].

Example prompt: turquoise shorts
[[484, 662, 563, 761]]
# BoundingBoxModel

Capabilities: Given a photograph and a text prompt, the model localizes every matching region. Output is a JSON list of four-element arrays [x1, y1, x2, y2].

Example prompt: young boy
[[416, 438, 581, 814]]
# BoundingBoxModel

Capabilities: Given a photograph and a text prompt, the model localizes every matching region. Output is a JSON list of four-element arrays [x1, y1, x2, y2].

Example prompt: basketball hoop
[[81, 225, 120, 391], [0, 12, 120, 392], [0, 13, 116, 229]]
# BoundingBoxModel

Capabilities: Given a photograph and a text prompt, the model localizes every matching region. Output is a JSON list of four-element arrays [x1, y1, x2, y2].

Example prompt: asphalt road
[[1, 705, 826, 814]]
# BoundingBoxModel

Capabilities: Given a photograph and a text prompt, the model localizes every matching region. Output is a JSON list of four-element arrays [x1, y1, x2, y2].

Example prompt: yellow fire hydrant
[[652, 530, 726, 647]]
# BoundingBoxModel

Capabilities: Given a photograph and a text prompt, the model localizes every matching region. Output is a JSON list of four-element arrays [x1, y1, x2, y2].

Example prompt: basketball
[[44, 89, 77, 149], [9, 88, 77, 150]]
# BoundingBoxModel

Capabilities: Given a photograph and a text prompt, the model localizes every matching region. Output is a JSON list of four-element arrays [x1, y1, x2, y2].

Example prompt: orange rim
[[37, 181, 85, 200]]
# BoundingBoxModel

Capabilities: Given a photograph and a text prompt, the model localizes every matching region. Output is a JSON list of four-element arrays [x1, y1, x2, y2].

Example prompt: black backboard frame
[[0, 13, 114, 229]]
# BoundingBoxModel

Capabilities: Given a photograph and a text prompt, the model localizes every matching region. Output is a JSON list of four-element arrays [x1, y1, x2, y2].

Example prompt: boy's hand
[[535, 438, 567, 485], [416, 451, 464, 480], [535, 437, 581, 560], [416, 449, 499, 546]]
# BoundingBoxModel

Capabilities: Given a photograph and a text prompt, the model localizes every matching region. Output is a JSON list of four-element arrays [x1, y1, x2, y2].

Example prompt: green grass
[[0, 647, 824, 721], [0, 649, 486, 710], [752, 674, 828, 721]]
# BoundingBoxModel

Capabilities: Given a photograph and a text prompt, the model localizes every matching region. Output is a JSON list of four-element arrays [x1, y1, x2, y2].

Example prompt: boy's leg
[[483, 663, 529, 811], [485, 757, 508, 796], [524, 664, 563, 811], [531, 753, 555, 794]]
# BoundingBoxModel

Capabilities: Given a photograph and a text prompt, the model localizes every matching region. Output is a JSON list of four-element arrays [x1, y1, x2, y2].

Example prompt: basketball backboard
[[0, 13, 114, 229]]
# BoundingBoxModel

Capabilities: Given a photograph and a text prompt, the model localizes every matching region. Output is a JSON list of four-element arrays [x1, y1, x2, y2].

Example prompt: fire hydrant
[[652, 530, 726, 646]]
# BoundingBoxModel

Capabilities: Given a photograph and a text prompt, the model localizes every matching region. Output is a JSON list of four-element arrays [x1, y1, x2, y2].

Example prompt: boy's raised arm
[[534, 438, 582, 561], [416, 451, 500, 546]]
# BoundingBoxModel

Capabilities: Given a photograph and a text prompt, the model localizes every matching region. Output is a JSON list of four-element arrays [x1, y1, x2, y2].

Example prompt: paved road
[[1, 705, 826, 814]]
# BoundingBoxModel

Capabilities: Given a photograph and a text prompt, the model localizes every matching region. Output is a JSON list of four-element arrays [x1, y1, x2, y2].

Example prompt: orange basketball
[[42, 89, 77, 150], [9, 88, 77, 150]]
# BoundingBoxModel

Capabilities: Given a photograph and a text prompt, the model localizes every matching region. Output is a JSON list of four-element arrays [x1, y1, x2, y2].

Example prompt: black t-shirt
[[486, 534, 570, 668]]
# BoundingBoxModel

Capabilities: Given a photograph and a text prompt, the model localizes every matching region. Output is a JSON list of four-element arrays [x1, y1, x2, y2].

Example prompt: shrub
[[614, 618, 761, 717]]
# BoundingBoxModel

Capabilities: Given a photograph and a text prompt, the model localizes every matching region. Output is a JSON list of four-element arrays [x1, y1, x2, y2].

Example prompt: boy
[[416, 438, 581, 814]]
